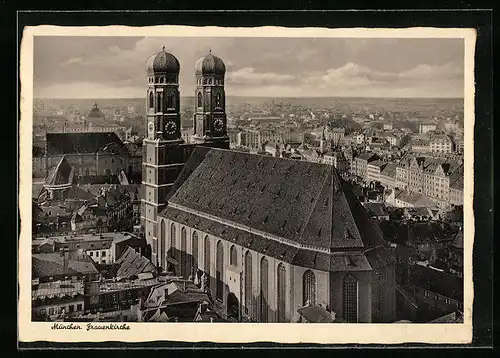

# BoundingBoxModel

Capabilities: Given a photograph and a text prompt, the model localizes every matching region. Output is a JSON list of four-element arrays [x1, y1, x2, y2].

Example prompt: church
[[140, 47, 396, 323]]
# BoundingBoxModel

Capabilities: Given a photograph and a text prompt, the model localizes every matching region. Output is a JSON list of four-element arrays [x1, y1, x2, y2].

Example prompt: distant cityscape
[[31, 42, 464, 325]]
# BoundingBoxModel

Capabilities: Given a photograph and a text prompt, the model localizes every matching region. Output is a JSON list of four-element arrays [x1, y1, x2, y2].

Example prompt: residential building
[[388, 189, 436, 209], [367, 160, 387, 183], [379, 163, 398, 190], [429, 134, 454, 154], [419, 123, 437, 134], [395, 154, 463, 210], [32, 279, 86, 321], [362, 202, 390, 221], [351, 153, 378, 181]]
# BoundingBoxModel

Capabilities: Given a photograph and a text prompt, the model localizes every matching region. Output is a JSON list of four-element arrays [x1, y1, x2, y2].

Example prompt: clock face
[[164, 121, 177, 135], [148, 122, 154, 135], [213, 118, 224, 132]]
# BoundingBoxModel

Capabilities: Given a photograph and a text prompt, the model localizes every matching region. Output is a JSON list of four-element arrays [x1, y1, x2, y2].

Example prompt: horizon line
[[34, 95, 464, 100]]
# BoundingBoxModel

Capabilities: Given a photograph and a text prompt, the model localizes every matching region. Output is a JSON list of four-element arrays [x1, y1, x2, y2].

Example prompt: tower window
[[197, 92, 203, 108], [215, 93, 221, 108], [149, 92, 154, 109]]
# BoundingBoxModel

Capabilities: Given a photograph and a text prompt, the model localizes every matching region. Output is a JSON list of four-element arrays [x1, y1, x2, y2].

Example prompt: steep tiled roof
[[32, 251, 98, 279], [114, 246, 156, 278], [167, 149, 371, 250], [164, 145, 210, 203], [356, 153, 377, 161], [362, 202, 388, 217], [411, 265, 463, 302], [395, 190, 436, 208], [46, 132, 124, 155], [160, 148, 394, 271], [45, 156, 74, 186], [380, 163, 397, 178], [367, 159, 386, 168]]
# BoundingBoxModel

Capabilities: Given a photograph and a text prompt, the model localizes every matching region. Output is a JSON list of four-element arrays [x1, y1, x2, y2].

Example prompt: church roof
[[46, 132, 124, 155], [160, 149, 393, 271]]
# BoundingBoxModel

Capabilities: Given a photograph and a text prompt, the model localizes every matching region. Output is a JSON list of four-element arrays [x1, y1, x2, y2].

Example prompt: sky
[[33, 36, 465, 99]]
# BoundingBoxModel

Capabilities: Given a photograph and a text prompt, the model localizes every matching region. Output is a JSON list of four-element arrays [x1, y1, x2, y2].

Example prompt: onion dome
[[146, 46, 180, 75], [195, 50, 226, 76]]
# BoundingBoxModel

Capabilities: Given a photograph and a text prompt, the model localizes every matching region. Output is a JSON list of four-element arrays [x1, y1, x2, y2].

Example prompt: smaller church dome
[[147, 46, 180, 75], [87, 103, 105, 120], [195, 50, 226, 76]]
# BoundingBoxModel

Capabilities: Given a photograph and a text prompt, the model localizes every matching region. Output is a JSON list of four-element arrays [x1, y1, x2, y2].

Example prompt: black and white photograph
[[19, 24, 476, 344]]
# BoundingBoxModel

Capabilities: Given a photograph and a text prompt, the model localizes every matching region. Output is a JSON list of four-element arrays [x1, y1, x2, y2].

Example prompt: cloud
[[226, 67, 295, 85], [34, 37, 464, 99], [60, 57, 85, 67], [35, 81, 144, 99]]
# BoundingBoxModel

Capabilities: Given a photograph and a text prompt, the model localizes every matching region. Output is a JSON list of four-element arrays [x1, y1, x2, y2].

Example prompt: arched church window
[[157, 92, 162, 112], [149, 92, 154, 109], [277, 263, 286, 322], [343, 274, 359, 323], [197, 92, 203, 108], [192, 231, 199, 270], [209, 78, 212, 85], [244, 251, 253, 316], [302, 270, 316, 305], [260, 257, 269, 322], [180, 227, 187, 277], [230, 245, 237, 266], [160, 220, 166, 269], [204, 235, 211, 274], [216, 241, 224, 300], [169, 223, 176, 258]]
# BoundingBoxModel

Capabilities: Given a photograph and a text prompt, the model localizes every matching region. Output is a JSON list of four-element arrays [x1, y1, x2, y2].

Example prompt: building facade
[[395, 154, 463, 210]]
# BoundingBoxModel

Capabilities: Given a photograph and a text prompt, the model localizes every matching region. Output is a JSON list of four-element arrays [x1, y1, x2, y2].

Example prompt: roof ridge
[[297, 166, 330, 244]]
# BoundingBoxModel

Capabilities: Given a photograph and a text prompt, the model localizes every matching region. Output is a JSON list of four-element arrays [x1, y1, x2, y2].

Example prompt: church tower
[[192, 50, 230, 149], [142, 47, 183, 266]]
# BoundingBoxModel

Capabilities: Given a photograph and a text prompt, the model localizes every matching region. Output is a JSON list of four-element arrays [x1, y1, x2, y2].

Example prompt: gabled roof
[[114, 246, 156, 278], [395, 190, 436, 208], [380, 163, 397, 178], [367, 160, 387, 168], [45, 156, 74, 187], [32, 251, 98, 279], [46, 132, 124, 155], [362, 202, 388, 217], [411, 264, 463, 302], [356, 152, 377, 161]]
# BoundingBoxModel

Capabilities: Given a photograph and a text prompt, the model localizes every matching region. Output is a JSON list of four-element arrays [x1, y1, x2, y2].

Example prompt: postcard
[[19, 24, 475, 344]]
